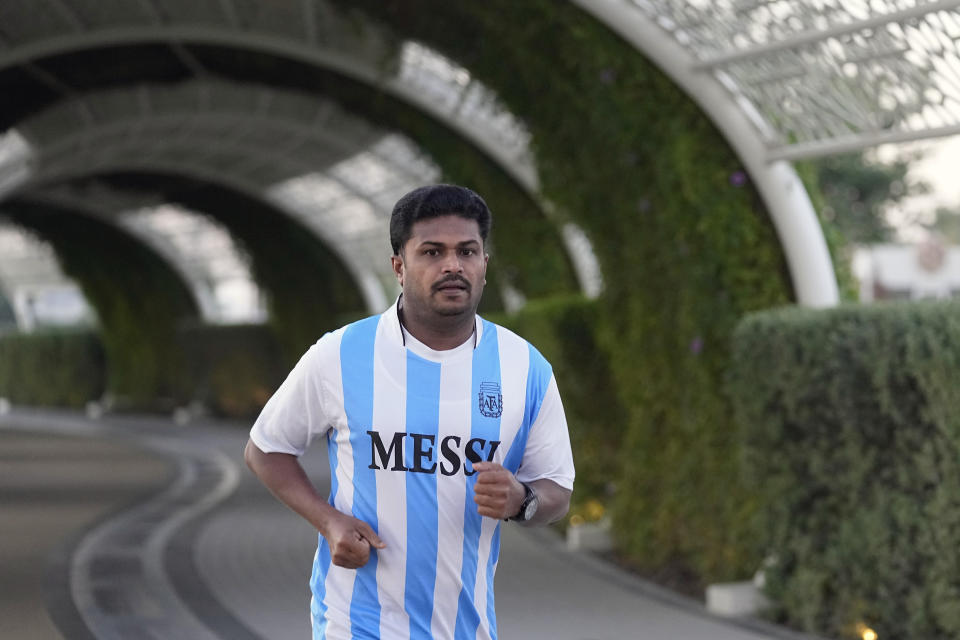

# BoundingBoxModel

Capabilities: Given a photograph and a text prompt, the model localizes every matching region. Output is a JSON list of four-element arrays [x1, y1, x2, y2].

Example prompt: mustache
[[432, 275, 471, 291]]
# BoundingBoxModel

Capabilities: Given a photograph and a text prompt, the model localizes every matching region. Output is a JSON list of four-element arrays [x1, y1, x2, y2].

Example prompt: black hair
[[389, 184, 491, 255]]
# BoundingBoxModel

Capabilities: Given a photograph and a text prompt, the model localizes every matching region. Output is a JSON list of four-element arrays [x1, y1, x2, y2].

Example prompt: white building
[[853, 239, 960, 302]]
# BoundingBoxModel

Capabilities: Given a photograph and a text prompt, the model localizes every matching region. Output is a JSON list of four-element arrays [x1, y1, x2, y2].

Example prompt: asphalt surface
[[0, 408, 829, 640], [0, 424, 173, 640]]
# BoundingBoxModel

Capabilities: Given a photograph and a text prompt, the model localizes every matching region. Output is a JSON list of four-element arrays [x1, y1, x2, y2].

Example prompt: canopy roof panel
[[120, 204, 266, 324], [0, 0, 536, 186], [625, 0, 960, 159]]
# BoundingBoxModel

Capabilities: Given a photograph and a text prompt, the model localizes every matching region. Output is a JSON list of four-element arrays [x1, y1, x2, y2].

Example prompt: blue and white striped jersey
[[250, 300, 575, 640]]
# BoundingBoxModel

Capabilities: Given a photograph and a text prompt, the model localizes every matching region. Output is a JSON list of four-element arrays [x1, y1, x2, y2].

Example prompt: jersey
[[250, 299, 575, 640]]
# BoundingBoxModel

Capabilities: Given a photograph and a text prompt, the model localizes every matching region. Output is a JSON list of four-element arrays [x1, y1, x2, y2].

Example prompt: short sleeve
[[249, 336, 335, 456], [515, 375, 575, 490]]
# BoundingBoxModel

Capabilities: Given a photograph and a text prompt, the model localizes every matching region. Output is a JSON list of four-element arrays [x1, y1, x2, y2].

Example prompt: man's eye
[[461, 249, 475, 256], [425, 249, 439, 256]]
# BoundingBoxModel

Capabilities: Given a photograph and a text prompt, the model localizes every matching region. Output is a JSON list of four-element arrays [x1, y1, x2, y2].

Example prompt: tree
[[928, 206, 960, 244], [814, 151, 927, 244]]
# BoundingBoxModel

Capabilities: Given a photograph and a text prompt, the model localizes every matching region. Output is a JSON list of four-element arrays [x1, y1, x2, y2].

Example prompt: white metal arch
[[23, 159, 391, 314], [17, 82, 434, 188], [574, 0, 839, 307], [0, 218, 93, 330], [16, 190, 225, 322]]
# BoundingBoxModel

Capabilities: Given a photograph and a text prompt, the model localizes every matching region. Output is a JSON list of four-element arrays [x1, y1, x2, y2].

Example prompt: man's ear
[[391, 254, 404, 286]]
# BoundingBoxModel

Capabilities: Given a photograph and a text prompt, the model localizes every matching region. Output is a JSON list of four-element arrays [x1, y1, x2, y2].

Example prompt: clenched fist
[[472, 461, 525, 520], [321, 510, 386, 569]]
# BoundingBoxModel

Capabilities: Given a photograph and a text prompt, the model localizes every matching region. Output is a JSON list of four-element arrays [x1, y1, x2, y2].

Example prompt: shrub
[[729, 301, 960, 639], [179, 323, 287, 419], [0, 329, 105, 406]]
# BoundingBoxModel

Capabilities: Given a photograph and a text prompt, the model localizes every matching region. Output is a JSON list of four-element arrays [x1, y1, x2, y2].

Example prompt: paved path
[[0, 423, 173, 640], [0, 409, 828, 640]]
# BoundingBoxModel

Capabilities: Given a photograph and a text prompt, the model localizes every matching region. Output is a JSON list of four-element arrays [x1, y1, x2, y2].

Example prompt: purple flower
[[729, 171, 747, 187], [690, 337, 704, 355], [599, 68, 616, 85]]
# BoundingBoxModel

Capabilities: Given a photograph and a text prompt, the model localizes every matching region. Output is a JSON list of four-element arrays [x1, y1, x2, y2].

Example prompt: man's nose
[[442, 252, 464, 272]]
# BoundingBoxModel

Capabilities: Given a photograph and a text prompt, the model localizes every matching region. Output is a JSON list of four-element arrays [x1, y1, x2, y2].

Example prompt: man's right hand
[[321, 511, 386, 569], [243, 441, 387, 570]]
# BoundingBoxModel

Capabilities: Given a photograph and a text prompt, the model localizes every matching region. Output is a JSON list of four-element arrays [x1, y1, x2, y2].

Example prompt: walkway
[[0, 409, 829, 640]]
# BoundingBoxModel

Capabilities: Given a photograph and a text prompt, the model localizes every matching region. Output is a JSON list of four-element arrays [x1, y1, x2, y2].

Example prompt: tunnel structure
[[2, 0, 960, 583]]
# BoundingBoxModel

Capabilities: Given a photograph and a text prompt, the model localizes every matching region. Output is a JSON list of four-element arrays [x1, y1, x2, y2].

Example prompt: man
[[245, 184, 574, 640]]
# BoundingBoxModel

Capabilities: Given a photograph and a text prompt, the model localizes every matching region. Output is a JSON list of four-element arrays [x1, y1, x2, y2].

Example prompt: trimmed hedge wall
[[331, 0, 799, 584], [0, 324, 287, 420], [178, 323, 287, 418], [0, 329, 105, 407], [729, 301, 960, 639]]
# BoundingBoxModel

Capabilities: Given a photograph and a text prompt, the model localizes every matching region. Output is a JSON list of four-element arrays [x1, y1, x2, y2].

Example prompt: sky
[[882, 134, 960, 242]]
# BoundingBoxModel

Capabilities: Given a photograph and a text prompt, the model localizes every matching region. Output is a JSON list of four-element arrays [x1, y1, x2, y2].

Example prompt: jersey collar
[[391, 295, 482, 349]]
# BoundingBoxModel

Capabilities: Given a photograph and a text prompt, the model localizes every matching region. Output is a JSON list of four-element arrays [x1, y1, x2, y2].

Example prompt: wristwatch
[[507, 482, 539, 522]]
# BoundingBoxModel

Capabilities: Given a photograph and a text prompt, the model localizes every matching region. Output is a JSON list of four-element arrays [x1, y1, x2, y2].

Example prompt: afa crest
[[478, 382, 503, 418]]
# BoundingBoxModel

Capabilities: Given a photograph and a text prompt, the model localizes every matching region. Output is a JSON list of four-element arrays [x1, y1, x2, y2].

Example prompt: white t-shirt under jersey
[[250, 300, 575, 640]]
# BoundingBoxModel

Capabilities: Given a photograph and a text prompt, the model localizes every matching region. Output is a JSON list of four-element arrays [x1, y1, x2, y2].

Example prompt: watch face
[[522, 493, 539, 521]]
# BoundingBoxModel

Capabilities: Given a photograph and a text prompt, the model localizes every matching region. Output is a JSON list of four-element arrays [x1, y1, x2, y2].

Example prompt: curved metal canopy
[[0, 0, 601, 306], [0, 0, 535, 187], [596, 0, 960, 160], [569, 0, 960, 305], [3, 0, 956, 310], [10, 192, 265, 325], [5, 81, 450, 316], [1, 0, 954, 160]]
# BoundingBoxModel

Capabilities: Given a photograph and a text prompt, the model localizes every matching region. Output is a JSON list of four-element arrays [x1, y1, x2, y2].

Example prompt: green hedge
[[179, 323, 287, 418], [729, 301, 960, 639], [492, 295, 626, 524], [0, 324, 293, 420], [0, 329, 105, 407]]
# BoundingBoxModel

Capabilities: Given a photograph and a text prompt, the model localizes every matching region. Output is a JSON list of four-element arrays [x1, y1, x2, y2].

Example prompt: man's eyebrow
[[416, 239, 480, 247]]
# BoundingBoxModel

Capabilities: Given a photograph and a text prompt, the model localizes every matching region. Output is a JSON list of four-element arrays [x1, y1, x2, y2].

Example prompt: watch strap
[[507, 482, 536, 522]]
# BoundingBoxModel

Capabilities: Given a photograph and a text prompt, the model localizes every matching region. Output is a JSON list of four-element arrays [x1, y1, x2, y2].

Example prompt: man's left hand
[[472, 461, 525, 520]]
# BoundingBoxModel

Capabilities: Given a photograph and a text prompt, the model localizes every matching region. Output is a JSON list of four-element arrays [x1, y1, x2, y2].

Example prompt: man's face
[[392, 215, 488, 320]]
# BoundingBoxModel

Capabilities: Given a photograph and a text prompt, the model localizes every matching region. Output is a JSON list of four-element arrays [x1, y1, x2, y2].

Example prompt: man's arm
[[244, 439, 385, 568], [471, 461, 571, 526]]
